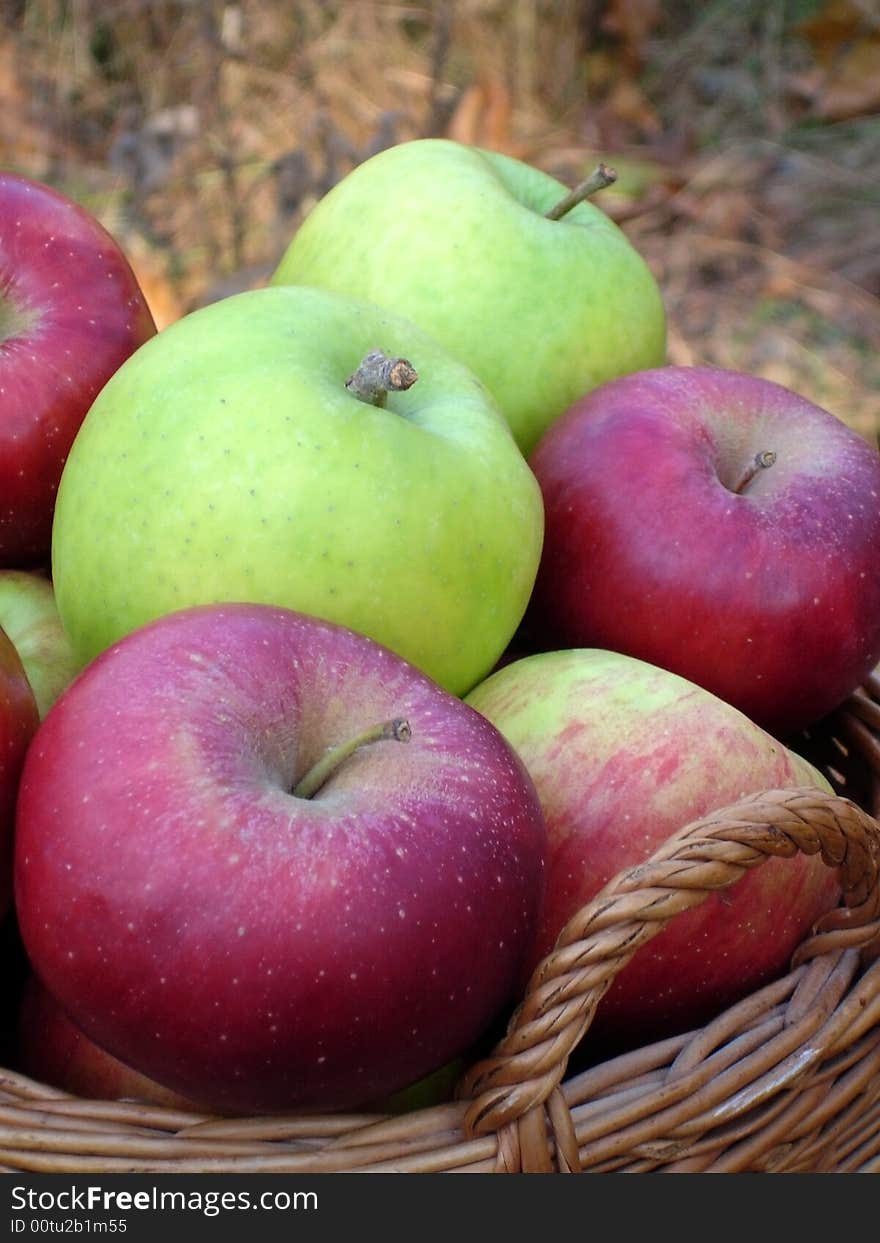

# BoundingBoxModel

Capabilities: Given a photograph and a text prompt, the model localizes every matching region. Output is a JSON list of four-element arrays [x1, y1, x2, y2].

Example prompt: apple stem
[[545, 163, 618, 221], [345, 349, 418, 408], [732, 450, 777, 495], [292, 717, 412, 799]]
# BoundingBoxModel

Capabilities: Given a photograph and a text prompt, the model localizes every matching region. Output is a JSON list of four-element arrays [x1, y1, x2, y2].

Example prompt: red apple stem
[[545, 163, 618, 221], [732, 450, 777, 495], [292, 717, 412, 799], [345, 349, 418, 408]]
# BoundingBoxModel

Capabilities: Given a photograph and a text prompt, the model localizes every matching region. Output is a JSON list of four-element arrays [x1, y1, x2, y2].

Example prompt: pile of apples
[[2, 140, 880, 1117]]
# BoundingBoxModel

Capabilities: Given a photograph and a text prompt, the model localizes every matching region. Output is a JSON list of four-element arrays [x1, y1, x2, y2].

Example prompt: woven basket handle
[[457, 782, 880, 1164]]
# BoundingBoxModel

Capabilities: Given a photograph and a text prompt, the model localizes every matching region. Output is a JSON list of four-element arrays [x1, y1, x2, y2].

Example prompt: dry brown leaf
[[124, 242, 187, 332], [809, 38, 880, 119], [795, 0, 880, 120], [601, 75, 662, 136], [446, 75, 527, 156], [601, 0, 663, 69], [0, 44, 50, 172], [797, 0, 879, 45]]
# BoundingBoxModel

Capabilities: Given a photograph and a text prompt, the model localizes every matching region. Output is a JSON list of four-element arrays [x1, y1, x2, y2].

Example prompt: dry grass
[[1, 0, 878, 439]]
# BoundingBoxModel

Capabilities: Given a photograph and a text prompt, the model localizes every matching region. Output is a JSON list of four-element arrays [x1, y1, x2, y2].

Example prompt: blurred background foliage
[[1, 0, 878, 439]]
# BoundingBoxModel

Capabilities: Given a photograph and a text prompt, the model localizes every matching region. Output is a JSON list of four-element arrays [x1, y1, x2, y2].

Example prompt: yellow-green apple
[[465, 648, 841, 1050], [0, 627, 38, 920], [17, 975, 200, 1110], [270, 139, 666, 456], [525, 365, 880, 738], [14, 603, 547, 1113], [0, 171, 156, 568], [0, 571, 78, 719], [50, 284, 544, 697]]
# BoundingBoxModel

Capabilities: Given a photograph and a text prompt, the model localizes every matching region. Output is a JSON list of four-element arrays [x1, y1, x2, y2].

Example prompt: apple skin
[[0, 172, 156, 568], [465, 648, 841, 1049], [271, 138, 666, 456], [0, 570, 79, 719], [524, 365, 880, 738], [0, 627, 38, 921], [13, 603, 547, 1114], [18, 972, 459, 1116], [17, 975, 201, 1110], [50, 284, 544, 697]]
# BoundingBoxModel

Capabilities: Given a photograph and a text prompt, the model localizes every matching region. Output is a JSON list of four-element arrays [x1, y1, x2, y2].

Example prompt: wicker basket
[[3, 678, 880, 1175]]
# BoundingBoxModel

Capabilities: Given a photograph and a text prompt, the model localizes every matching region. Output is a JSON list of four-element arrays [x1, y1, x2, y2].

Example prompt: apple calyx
[[731, 450, 777, 495], [292, 717, 412, 799], [345, 349, 419, 408], [545, 163, 618, 222], [0, 291, 40, 345]]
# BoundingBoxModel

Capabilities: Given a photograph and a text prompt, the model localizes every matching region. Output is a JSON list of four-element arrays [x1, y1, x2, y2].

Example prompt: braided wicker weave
[[3, 677, 880, 1174]]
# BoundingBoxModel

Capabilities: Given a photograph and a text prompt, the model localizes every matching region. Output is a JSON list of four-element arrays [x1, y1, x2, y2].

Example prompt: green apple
[[271, 139, 667, 456], [367, 1055, 466, 1115], [0, 570, 79, 718], [50, 285, 544, 694]]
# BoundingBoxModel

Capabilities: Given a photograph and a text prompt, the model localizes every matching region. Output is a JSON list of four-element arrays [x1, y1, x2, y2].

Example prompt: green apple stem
[[345, 349, 419, 408], [545, 162, 618, 221], [293, 717, 412, 799], [732, 450, 777, 495]]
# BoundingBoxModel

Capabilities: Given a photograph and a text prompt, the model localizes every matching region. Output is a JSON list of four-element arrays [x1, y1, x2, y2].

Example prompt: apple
[[270, 139, 666, 456], [0, 626, 38, 920], [367, 1055, 467, 1116], [524, 365, 880, 738], [17, 969, 460, 1116], [465, 648, 842, 1050], [17, 975, 201, 1110], [0, 171, 157, 569], [0, 570, 79, 719], [13, 602, 547, 1114], [49, 284, 544, 697]]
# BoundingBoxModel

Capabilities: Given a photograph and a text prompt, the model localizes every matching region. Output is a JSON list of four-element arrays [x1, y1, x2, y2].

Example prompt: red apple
[[0, 172, 156, 568], [466, 648, 842, 1050], [0, 626, 38, 919], [17, 975, 200, 1110], [14, 603, 546, 1114], [525, 365, 880, 738]]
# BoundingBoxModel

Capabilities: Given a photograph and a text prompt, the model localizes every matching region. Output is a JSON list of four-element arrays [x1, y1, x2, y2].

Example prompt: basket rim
[[4, 685, 880, 1173]]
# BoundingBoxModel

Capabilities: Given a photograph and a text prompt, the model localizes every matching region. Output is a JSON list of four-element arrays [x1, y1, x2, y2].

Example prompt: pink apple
[[0, 172, 156, 568], [525, 365, 880, 738], [14, 603, 546, 1114], [466, 648, 842, 1050], [0, 626, 38, 920], [17, 975, 200, 1110]]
